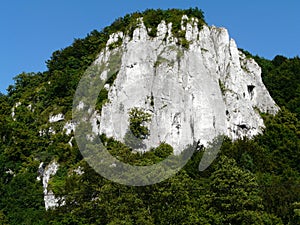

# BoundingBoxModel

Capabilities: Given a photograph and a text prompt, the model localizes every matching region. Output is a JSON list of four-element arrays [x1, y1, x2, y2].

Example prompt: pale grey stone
[[92, 16, 278, 153]]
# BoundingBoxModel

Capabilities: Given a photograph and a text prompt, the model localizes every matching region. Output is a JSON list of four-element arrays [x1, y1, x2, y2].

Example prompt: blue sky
[[0, 1, 299, 93]]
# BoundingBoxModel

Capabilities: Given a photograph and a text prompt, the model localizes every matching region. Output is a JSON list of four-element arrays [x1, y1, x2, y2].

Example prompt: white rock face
[[11, 102, 21, 120], [49, 113, 64, 123], [5, 169, 15, 176], [37, 162, 83, 210], [40, 161, 65, 210], [90, 111, 101, 135], [27, 104, 33, 111], [107, 31, 124, 46], [73, 166, 84, 175], [48, 127, 56, 135], [63, 121, 76, 135], [95, 16, 278, 153], [77, 101, 85, 110]]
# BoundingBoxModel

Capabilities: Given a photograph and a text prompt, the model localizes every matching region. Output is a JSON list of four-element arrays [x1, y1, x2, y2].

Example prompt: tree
[[0, 210, 8, 225], [206, 155, 282, 224], [124, 108, 151, 149]]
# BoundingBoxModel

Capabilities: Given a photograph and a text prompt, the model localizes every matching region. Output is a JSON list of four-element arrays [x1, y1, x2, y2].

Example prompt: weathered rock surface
[[49, 113, 64, 123], [93, 16, 279, 153], [38, 161, 65, 210]]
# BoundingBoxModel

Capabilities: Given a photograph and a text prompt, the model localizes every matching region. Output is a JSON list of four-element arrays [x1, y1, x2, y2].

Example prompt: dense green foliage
[[0, 8, 299, 225]]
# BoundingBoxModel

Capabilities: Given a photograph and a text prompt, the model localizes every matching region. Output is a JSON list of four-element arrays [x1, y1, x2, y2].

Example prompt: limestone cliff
[[92, 16, 279, 153]]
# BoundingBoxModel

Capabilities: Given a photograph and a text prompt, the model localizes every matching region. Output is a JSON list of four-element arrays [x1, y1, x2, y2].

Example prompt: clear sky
[[0, 0, 299, 93]]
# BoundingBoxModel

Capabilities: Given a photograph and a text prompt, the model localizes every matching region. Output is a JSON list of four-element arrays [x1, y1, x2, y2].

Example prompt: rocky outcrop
[[91, 16, 279, 153], [49, 113, 64, 123], [37, 161, 65, 210]]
